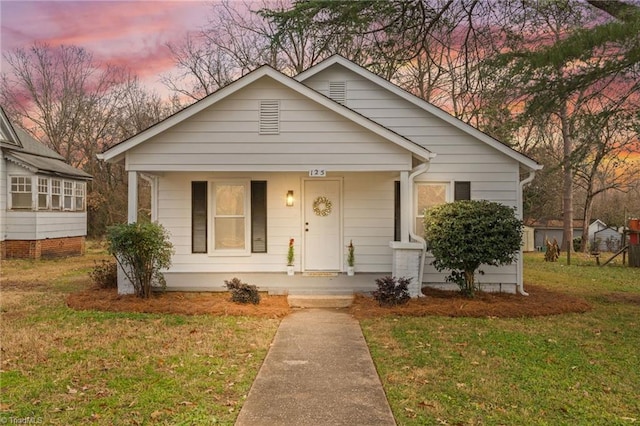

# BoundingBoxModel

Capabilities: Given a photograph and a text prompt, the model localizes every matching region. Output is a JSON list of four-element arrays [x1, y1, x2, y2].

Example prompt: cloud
[[1, 0, 211, 89]]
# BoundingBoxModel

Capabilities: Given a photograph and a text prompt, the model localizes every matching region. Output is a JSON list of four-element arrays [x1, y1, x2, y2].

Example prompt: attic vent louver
[[259, 100, 280, 135], [329, 81, 346, 104]]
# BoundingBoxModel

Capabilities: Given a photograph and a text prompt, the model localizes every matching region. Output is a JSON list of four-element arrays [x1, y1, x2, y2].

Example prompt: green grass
[[3, 250, 639, 425], [0, 248, 279, 425], [363, 253, 640, 425]]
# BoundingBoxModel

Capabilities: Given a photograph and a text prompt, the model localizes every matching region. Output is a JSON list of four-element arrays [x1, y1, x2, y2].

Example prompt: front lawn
[[2, 248, 638, 425], [363, 252, 640, 425], [0, 245, 280, 425]]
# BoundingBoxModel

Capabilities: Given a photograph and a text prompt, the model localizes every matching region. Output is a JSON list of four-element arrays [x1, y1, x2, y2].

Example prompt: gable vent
[[259, 100, 280, 135], [329, 81, 346, 104]]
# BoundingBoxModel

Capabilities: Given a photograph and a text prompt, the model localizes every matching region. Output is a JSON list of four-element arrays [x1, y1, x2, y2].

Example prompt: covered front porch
[[163, 272, 392, 296]]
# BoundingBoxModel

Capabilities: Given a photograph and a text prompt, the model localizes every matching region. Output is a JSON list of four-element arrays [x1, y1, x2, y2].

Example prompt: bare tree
[[1, 43, 171, 236]]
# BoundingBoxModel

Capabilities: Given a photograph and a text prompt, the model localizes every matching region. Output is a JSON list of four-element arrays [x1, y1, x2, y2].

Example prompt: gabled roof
[[296, 55, 542, 172], [98, 65, 434, 163], [0, 107, 92, 180]]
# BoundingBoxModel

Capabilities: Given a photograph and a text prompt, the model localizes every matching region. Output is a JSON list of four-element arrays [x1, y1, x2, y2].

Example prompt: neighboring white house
[[99, 56, 541, 296], [589, 219, 623, 252], [0, 107, 92, 259]]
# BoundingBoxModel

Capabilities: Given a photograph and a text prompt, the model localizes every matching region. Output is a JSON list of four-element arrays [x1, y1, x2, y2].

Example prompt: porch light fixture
[[286, 190, 294, 207]]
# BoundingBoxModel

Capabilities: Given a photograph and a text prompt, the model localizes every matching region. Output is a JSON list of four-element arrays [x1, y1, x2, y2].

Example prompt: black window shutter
[[454, 181, 471, 201], [394, 181, 401, 241], [192, 182, 208, 253], [251, 181, 267, 253]]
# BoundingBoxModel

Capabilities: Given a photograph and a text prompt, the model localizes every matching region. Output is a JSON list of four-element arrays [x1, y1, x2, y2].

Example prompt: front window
[[415, 182, 448, 236], [10, 176, 32, 209], [38, 177, 49, 209], [213, 182, 248, 252]]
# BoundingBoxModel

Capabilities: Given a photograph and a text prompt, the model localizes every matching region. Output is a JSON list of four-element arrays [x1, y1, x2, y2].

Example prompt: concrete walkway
[[235, 309, 396, 426]]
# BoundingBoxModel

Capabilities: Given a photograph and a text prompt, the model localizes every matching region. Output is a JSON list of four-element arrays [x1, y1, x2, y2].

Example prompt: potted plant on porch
[[346, 240, 355, 276], [286, 238, 295, 276]]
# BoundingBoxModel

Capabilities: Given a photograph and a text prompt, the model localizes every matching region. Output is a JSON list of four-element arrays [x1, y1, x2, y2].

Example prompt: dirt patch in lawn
[[349, 284, 592, 319], [66, 284, 591, 319]]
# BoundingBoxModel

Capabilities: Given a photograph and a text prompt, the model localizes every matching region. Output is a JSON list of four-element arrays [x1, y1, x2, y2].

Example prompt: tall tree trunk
[[581, 194, 594, 252], [560, 103, 574, 265]]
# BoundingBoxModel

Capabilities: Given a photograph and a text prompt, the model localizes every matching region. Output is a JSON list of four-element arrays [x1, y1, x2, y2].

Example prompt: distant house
[[0, 107, 92, 259], [99, 55, 541, 296], [588, 219, 622, 252], [525, 218, 583, 250]]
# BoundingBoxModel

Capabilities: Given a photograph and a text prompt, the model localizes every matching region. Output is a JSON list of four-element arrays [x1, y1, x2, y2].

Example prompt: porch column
[[117, 170, 139, 295], [128, 171, 138, 224]]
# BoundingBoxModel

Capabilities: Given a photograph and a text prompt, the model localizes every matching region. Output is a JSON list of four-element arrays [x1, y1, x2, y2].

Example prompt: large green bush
[[423, 200, 523, 297], [107, 222, 174, 298]]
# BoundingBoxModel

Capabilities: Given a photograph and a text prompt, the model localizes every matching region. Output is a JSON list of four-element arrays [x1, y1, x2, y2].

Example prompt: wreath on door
[[313, 196, 332, 217]]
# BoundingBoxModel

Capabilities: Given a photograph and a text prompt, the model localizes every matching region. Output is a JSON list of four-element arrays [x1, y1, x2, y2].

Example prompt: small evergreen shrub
[[107, 222, 173, 298], [372, 276, 411, 306], [225, 277, 261, 305], [89, 259, 117, 289]]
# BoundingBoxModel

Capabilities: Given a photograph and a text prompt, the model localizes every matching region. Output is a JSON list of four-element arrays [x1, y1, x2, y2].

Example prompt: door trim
[[302, 177, 343, 272]]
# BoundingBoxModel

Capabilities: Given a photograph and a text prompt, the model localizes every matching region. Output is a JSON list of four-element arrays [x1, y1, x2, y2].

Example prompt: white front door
[[304, 179, 341, 271]]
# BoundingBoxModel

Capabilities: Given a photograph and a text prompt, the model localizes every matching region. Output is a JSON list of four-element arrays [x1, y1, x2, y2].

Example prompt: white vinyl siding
[[125, 79, 413, 172], [303, 66, 520, 287], [155, 172, 395, 284], [4, 164, 87, 240]]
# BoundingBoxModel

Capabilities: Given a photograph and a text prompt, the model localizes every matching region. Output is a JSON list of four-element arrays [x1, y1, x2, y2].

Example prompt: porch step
[[287, 294, 354, 308]]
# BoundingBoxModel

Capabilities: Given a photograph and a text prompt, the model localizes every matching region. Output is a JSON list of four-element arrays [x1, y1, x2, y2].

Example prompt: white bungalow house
[[1, 107, 92, 259], [98, 56, 541, 296]]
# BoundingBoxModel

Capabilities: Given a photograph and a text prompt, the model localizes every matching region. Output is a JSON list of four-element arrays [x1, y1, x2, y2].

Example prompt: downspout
[[407, 156, 434, 295], [517, 170, 536, 296]]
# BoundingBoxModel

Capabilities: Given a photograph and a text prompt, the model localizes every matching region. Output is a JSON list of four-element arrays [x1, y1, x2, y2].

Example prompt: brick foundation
[[1, 236, 86, 259]]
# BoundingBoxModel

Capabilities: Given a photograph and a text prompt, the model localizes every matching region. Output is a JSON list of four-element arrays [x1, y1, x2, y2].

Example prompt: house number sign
[[309, 168, 327, 177]]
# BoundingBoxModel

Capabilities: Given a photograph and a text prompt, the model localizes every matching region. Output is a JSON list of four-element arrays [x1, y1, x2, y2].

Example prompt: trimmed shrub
[[225, 277, 261, 305], [107, 222, 174, 298], [89, 259, 118, 289], [372, 276, 411, 306], [424, 200, 522, 298]]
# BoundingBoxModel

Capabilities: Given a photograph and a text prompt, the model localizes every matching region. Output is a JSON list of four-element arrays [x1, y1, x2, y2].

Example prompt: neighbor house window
[[51, 179, 62, 210], [63, 181, 74, 210], [415, 182, 448, 237], [74, 182, 85, 211], [38, 177, 49, 209], [213, 182, 248, 252], [10, 176, 32, 209]]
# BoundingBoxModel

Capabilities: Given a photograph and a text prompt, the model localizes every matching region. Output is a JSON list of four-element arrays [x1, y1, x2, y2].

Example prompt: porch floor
[[165, 272, 390, 296]]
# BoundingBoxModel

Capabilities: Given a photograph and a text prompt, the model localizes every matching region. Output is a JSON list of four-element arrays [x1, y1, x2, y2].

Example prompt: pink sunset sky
[[1, 0, 216, 96]]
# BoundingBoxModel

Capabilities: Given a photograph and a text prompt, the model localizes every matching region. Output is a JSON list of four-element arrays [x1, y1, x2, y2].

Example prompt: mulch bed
[[66, 288, 292, 318], [348, 284, 592, 319], [67, 284, 591, 319]]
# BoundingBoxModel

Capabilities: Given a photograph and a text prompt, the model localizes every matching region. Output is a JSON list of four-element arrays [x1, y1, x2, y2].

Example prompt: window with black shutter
[[251, 181, 267, 253], [192, 181, 208, 253], [454, 181, 471, 201]]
